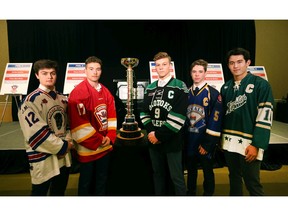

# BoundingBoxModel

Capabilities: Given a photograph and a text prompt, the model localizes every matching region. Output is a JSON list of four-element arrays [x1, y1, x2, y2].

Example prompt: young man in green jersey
[[140, 52, 188, 195], [220, 48, 274, 195]]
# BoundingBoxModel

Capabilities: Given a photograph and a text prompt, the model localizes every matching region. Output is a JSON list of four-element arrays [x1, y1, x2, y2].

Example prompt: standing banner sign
[[0, 63, 32, 125], [63, 63, 86, 95], [0, 63, 32, 95], [149, 61, 176, 84], [248, 66, 268, 80], [205, 63, 225, 92]]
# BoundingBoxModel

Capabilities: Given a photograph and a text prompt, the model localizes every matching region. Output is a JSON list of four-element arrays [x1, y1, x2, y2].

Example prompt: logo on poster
[[10, 85, 18, 93]]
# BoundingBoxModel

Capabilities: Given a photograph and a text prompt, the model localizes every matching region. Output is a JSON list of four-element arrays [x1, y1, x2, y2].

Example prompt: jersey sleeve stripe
[[71, 123, 96, 143], [29, 126, 51, 149]]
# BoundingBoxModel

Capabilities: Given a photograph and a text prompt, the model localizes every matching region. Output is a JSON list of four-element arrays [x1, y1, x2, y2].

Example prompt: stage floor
[[1, 120, 288, 174], [0, 121, 24, 150]]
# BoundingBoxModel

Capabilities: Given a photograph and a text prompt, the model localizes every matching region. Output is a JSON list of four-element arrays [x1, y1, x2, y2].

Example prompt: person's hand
[[148, 131, 160, 144], [67, 141, 74, 151], [58, 141, 74, 159], [245, 145, 258, 162], [101, 136, 111, 147], [198, 145, 207, 155]]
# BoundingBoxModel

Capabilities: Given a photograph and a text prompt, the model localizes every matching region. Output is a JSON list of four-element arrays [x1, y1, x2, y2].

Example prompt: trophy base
[[117, 121, 144, 140]]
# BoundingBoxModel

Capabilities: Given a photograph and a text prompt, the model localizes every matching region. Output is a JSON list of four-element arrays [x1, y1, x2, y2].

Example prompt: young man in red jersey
[[68, 56, 117, 195]]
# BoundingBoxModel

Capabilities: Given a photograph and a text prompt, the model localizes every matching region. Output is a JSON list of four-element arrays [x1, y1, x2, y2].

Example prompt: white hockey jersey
[[18, 85, 71, 184]]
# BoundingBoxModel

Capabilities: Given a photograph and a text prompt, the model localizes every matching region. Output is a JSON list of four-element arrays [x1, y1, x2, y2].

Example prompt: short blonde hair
[[153, 52, 171, 62]]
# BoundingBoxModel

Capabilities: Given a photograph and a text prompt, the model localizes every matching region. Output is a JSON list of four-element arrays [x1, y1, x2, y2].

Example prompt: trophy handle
[[121, 58, 139, 69]]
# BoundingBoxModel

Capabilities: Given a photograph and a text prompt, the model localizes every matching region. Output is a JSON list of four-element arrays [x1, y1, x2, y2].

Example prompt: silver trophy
[[117, 58, 143, 140]]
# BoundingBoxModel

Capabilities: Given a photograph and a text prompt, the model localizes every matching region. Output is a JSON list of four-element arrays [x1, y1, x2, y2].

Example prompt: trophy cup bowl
[[117, 57, 144, 140]]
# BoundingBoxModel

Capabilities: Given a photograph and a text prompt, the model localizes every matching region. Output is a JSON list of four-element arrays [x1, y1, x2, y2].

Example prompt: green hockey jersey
[[220, 73, 274, 161], [140, 77, 189, 152]]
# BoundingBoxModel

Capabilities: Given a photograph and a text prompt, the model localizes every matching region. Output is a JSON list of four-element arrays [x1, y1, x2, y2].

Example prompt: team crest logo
[[154, 89, 164, 100], [10, 85, 18, 94], [94, 104, 108, 131], [47, 105, 66, 136], [187, 104, 205, 133]]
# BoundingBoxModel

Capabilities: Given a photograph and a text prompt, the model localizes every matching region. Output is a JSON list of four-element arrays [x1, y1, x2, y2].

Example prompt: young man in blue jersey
[[140, 52, 188, 195], [185, 59, 223, 195], [221, 48, 274, 195]]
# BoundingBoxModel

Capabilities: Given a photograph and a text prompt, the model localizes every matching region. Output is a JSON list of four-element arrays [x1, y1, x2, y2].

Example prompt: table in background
[[275, 102, 288, 123]]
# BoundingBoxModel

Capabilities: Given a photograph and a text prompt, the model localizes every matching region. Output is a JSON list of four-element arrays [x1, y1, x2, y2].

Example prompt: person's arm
[[201, 88, 223, 153], [154, 82, 188, 142], [18, 100, 70, 157], [104, 90, 117, 145], [140, 87, 156, 134], [251, 80, 274, 150], [68, 93, 104, 150]]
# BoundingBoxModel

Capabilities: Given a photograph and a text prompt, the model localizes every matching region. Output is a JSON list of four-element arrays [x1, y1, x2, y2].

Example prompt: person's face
[[35, 68, 57, 90], [228, 54, 251, 81], [191, 65, 206, 85], [155, 57, 171, 80], [85, 62, 102, 83]]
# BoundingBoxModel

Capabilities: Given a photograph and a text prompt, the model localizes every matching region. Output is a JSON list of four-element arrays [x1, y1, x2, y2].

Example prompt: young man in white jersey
[[18, 59, 73, 195]]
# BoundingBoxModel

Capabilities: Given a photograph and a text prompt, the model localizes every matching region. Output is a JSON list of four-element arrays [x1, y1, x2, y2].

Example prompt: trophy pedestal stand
[[117, 115, 144, 140]]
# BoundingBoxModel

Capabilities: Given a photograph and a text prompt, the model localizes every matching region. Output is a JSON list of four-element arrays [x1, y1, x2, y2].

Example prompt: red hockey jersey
[[68, 79, 117, 162]]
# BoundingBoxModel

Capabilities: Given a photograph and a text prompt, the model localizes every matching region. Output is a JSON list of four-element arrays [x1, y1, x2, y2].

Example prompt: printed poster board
[[248, 66, 268, 80], [116, 80, 148, 100], [0, 63, 32, 95], [148, 62, 224, 92], [205, 63, 225, 92], [149, 61, 176, 83], [63, 63, 86, 94]]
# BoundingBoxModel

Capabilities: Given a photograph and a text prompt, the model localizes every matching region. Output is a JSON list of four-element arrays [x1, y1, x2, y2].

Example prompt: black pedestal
[[107, 135, 154, 195]]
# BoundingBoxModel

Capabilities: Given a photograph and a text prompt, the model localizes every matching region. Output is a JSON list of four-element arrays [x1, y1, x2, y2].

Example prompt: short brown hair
[[85, 56, 102, 67], [33, 59, 58, 74], [190, 59, 208, 72], [153, 52, 171, 62]]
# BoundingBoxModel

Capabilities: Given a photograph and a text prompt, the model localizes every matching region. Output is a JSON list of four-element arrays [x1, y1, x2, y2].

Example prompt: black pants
[[149, 148, 186, 195], [224, 150, 264, 196], [186, 154, 215, 196], [31, 166, 70, 196], [78, 153, 110, 196]]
